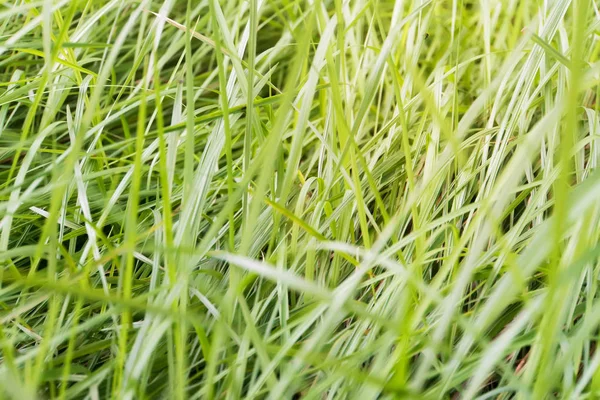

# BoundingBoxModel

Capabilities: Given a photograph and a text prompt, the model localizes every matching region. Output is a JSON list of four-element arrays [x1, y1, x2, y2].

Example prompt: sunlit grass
[[1, 0, 600, 398]]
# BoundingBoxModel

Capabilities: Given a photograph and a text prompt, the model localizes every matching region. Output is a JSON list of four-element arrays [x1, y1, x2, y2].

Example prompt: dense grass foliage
[[1, 0, 600, 398]]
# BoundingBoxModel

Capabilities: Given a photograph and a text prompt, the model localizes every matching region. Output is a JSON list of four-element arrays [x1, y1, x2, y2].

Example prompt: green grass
[[1, 0, 600, 398]]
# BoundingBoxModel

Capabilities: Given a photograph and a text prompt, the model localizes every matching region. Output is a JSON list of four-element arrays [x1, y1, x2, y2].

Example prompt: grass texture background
[[1, 0, 600, 398]]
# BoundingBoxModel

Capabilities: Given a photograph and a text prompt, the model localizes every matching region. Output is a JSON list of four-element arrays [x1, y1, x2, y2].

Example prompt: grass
[[1, 0, 600, 398]]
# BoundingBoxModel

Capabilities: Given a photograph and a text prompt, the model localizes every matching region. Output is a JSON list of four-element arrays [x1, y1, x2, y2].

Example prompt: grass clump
[[1, 0, 600, 398]]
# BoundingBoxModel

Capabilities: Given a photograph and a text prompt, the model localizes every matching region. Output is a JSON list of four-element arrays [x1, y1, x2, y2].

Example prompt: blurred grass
[[1, 0, 600, 398]]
